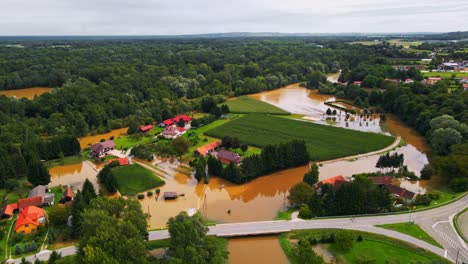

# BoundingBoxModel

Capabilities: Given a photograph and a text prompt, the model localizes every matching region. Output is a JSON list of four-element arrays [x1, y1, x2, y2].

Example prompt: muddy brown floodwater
[[78, 127, 128, 149], [0, 87, 53, 99], [48, 161, 100, 191], [228, 236, 288, 264]]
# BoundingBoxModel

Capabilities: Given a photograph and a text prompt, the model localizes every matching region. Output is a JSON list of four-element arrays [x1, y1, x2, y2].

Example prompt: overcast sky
[[1, 0, 467, 35]]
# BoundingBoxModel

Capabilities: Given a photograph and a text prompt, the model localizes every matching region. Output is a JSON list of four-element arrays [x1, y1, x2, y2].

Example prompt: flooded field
[[228, 236, 288, 264], [0, 87, 53, 99], [48, 161, 100, 190], [78, 127, 128, 149]]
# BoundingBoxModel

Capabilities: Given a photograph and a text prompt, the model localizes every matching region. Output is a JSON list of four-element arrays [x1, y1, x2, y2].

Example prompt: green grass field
[[377, 222, 442, 248], [114, 128, 163, 150], [112, 164, 165, 196], [225, 96, 290, 115], [423, 71, 468, 78], [205, 114, 394, 161], [46, 155, 83, 167], [281, 229, 448, 264]]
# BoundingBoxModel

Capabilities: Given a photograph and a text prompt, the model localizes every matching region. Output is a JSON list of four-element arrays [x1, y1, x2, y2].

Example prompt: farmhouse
[[1, 203, 18, 218], [28, 185, 54, 206], [162, 114, 192, 129], [423, 77, 441, 86], [18, 196, 44, 210], [60, 187, 74, 203], [90, 140, 115, 158], [108, 157, 129, 166], [388, 185, 417, 204], [216, 149, 242, 165], [316, 175, 347, 190], [139, 124, 154, 133], [353, 81, 362, 86], [14, 206, 45, 234], [196, 141, 221, 157], [368, 176, 392, 186], [404, 78, 414, 84], [162, 125, 186, 139]]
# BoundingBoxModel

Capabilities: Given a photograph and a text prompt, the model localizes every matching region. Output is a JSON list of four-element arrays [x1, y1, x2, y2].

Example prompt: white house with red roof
[[162, 114, 192, 129], [162, 125, 186, 139]]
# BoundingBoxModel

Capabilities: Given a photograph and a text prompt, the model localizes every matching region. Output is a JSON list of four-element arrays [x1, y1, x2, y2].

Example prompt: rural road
[[12, 194, 467, 263]]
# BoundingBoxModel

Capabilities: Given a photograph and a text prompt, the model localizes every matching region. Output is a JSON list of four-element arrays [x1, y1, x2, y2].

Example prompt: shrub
[[334, 232, 354, 252], [420, 164, 433, 180], [137, 194, 145, 199], [147, 191, 153, 196], [427, 193, 440, 200], [309, 237, 318, 245], [413, 195, 431, 206], [23, 243, 31, 252], [357, 235, 363, 242], [299, 204, 312, 219], [31, 241, 38, 251], [15, 244, 22, 255], [156, 189, 161, 195], [5, 179, 20, 191], [109, 136, 115, 140]]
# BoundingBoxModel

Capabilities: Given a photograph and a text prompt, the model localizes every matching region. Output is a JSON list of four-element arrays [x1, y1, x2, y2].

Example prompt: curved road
[[12, 194, 467, 263]]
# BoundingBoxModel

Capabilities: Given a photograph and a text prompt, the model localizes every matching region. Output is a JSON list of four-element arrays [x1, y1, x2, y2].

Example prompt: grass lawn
[[423, 71, 468, 78], [274, 207, 296, 220], [281, 229, 448, 264], [112, 164, 165, 196], [225, 96, 290, 115], [46, 155, 83, 167], [114, 128, 163, 150], [377, 222, 442, 248], [205, 114, 395, 161]]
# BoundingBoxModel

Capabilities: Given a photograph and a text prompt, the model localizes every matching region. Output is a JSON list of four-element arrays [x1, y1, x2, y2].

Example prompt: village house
[[315, 175, 347, 195], [353, 81, 362, 87], [423, 77, 441, 86], [28, 185, 54, 206], [108, 157, 129, 166], [463, 83, 468, 91], [404, 78, 414, 84], [14, 206, 45, 234], [162, 114, 192, 129], [368, 176, 417, 204], [196, 141, 222, 157], [216, 149, 242, 165], [60, 187, 74, 204], [0, 203, 18, 218], [368, 176, 392, 186], [139, 124, 154, 133], [18, 196, 44, 210], [162, 125, 186, 139], [90, 140, 115, 158]]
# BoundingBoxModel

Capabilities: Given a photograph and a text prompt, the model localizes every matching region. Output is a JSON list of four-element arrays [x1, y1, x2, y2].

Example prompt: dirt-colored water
[[228, 236, 288, 264], [0, 87, 53, 99], [78, 127, 128, 149], [48, 161, 100, 191], [384, 114, 430, 154]]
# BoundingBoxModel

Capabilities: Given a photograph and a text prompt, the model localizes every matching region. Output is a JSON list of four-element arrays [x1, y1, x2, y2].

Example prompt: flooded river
[[78, 127, 128, 149], [0, 87, 53, 99], [228, 236, 288, 264], [48, 161, 100, 191]]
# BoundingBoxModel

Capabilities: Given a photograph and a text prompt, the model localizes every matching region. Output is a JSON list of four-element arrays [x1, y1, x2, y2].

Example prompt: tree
[[166, 212, 228, 263], [127, 120, 140, 135], [288, 182, 314, 206], [294, 240, 325, 264], [48, 205, 70, 227], [27, 160, 50, 186], [303, 163, 319, 186], [431, 128, 462, 155], [78, 197, 148, 263], [334, 231, 354, 252], [240, 144, 248, 153], [82, 179, 97, 202], [195, 157, 206, 182], [171, 137, 190, 159], [326, 108, 332, 115], [48, 251, 62, 264], [420, 164, 433, 180]]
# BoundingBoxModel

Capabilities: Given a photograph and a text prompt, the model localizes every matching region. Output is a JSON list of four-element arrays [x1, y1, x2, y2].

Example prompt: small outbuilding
[[163, 192, 178, 200]]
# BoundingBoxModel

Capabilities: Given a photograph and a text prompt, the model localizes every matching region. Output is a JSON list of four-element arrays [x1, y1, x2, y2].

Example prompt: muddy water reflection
[[228, 236, 288, 264], [48, 161, 100, 190], [78, 127, 128, 149], [0, 87, 53, 99]]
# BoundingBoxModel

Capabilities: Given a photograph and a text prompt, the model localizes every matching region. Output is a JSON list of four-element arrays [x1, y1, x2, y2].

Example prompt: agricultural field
[[422, 71, 468, 78], [280, 229, 449, 264], [114, 127, 163, 150], [205, 114, 394, 161], [377, 223, 442, 247], [112, 164, 165, 196], [224, 96, 290, 115]]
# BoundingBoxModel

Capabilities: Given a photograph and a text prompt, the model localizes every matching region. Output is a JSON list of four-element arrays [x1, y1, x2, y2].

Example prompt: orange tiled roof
[[196, 141, 222, 156], [14, 206, 44, 231]]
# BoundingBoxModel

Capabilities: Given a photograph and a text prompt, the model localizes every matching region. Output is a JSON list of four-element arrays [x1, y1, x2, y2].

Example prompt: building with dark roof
[[388, 185, 417, 203], [216, 150, 242, 165], [90, 140, 115, 158]]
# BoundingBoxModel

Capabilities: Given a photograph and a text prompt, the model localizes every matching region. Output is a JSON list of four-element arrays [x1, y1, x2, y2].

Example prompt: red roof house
[[18, 196, 43, 210], [1, 203, 18, 217], [108, 157, 129, 166], [369, 176, 392, 186], [139, 125, 154, 133], [162, 115, 192, 127], [388, 185, 417, 203], [14, 206, 45, 233], [316, 175, 347, 190], [197, 141, 222, 156]]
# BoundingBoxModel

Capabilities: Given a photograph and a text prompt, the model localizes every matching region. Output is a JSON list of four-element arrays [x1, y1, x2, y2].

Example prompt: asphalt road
[[11, 194, 467, 263]]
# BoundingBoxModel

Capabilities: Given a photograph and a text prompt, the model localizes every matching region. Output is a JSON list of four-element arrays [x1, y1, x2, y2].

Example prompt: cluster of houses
[[161, 114, 192, 139], [315, 175, 417, 204], [437, 61, 468, 72], [196, 141, 243, 165], [1, 185, 74, 234]]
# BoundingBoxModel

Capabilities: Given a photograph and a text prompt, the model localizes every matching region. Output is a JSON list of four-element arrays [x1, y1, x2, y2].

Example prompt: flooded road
[[0, 87, 53, 99], [228, 236, 288, 264], [78, 127, 128, 149]]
